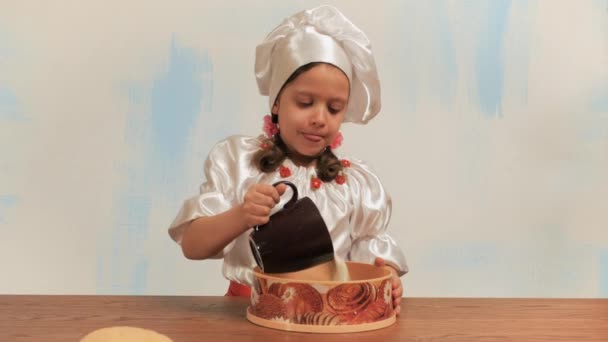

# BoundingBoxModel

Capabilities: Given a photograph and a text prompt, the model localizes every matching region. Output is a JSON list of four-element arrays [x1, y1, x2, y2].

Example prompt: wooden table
[[0, 296, 606, 341]]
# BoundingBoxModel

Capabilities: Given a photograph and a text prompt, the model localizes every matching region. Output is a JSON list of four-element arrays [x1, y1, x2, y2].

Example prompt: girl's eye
[[298, 101, 313, 107], [329, 107, 342, 114]]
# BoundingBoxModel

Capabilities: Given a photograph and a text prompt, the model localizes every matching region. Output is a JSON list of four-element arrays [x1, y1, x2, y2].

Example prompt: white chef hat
[[254, 5, 381, 124]]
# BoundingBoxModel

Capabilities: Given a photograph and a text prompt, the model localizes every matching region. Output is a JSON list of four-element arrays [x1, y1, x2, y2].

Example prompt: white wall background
[[1, 0, 607, 297]]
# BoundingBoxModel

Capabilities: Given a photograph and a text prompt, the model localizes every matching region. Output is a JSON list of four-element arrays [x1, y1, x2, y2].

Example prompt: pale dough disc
[[80, 326, 173, 342]]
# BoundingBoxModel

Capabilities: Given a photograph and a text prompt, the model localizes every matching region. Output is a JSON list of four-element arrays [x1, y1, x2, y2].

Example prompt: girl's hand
[[240, 183, 287, 228], [374, 257, 403, 315]]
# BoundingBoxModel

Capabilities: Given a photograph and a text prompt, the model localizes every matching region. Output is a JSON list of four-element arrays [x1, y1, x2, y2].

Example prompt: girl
[[168, 5, 408, 314]]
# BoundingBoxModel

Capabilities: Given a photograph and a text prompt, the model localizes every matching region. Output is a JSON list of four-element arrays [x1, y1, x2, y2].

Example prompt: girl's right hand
[[240, 183, 287, 228]]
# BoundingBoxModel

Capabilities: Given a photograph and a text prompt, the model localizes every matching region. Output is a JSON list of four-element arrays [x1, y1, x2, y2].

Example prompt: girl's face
[[272, 63, 349, 159]]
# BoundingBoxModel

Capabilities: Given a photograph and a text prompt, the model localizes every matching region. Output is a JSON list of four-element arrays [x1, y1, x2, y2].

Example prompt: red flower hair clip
[[330, 132, 343, 149], [263, 115, 279, 138]]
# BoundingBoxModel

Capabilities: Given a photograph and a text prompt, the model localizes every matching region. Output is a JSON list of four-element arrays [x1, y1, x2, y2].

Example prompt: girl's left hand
[[374, 257, 403, 315]]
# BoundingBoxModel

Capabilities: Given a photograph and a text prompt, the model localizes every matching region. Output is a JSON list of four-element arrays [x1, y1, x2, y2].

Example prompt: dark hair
[[252, 62, 344, 182]]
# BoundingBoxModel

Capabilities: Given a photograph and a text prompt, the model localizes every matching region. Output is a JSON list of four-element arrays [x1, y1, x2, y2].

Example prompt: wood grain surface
[[0, 296, 606, 341]]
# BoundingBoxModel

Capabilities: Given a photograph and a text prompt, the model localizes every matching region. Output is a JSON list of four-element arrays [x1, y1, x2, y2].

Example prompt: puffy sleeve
[[168, 135, 257, 258], [347, 159, 409, 276]]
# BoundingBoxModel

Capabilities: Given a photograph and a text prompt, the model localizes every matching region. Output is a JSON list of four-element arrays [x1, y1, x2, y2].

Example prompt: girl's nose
[[311, 106, 327, 127]]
